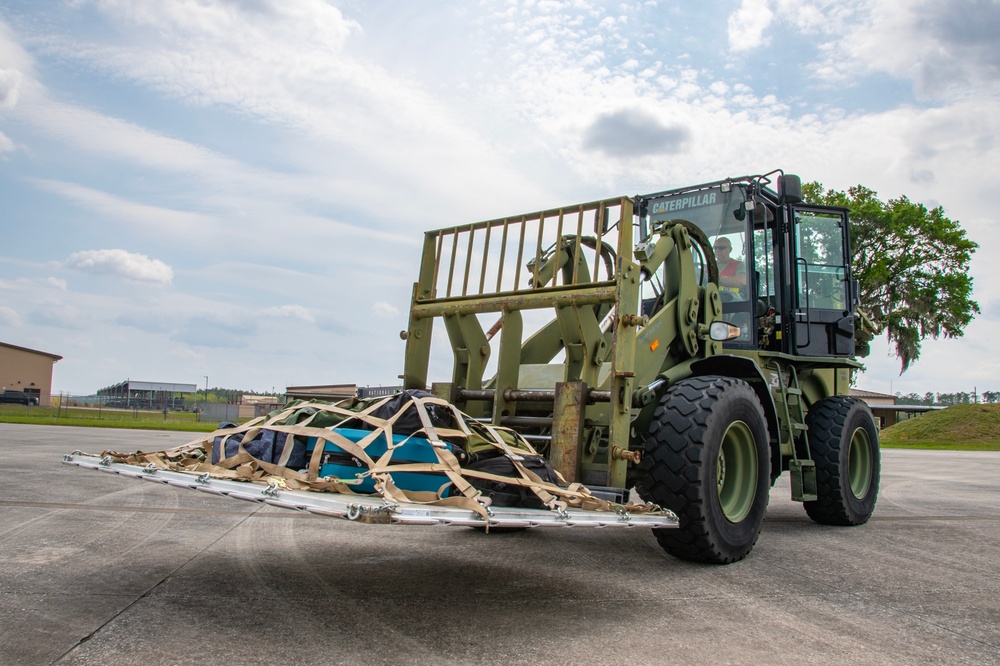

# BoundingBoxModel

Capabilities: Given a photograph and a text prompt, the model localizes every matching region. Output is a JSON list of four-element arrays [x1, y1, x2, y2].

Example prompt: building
[[850, 388, 898, 427], [284, 384, 359, 401], [96, 380, 199, 410], [0, 342, 63, 406], [848, 388, 945, 427], [283, 384, 402, 402], [238, 395, 283, 419]]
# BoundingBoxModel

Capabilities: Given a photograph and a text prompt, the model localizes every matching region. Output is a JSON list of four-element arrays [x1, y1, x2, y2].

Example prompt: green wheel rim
[[848, 427, 873, 499], [717, 420, 758, 523]]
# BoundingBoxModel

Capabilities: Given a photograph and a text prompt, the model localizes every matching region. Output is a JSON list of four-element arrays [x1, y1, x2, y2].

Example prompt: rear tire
[[638, 376, 770, 564], [803, 397, 880, 525]]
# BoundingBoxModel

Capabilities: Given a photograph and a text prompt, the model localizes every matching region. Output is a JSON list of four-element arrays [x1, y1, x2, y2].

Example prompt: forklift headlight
[[709, 321, 741, 341]]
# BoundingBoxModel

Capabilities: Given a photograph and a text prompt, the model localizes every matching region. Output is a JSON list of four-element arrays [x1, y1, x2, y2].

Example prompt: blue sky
[[1, 0, 998, 397]]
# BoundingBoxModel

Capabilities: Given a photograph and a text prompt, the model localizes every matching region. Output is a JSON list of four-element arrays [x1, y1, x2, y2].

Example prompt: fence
[[42, 386, 406, 421]]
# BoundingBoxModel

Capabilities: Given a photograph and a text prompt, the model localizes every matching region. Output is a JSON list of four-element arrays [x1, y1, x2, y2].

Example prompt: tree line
[[896, 391, 1000, 406], [200, 387, 280, 404]]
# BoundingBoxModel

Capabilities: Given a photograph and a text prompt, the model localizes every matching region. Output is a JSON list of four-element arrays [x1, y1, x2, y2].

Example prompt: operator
[[713, 237, 746, 297]]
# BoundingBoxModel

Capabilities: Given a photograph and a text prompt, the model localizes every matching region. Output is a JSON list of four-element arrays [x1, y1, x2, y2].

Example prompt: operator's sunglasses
[[714, 244, 730, 251]]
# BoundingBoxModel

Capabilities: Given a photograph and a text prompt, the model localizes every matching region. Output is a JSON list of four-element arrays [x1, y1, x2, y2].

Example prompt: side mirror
[[780, 174, 803, 204]]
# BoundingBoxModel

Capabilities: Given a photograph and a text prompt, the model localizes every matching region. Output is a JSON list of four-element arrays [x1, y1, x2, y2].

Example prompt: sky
[[1, 0, 998, 398]]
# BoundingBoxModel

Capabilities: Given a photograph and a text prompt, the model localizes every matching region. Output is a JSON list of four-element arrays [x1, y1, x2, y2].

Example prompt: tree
[[802, 182, 979, 372], [936, 392, 971, 406]]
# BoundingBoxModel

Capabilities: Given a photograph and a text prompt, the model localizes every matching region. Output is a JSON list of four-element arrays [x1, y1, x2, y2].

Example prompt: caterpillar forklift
[[64, 169, 880, 565], [402, 169, 880, 563]]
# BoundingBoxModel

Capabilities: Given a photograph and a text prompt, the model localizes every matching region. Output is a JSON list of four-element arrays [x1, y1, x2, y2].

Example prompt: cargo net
[[102, 390, 662, 523]]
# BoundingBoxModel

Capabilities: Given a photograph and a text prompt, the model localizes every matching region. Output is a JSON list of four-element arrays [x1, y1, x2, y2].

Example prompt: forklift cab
[[639, 172, 857, 358]]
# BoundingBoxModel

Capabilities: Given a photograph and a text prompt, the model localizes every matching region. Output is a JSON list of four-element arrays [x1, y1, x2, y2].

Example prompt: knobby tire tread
[[803, 397, 880, 526], [638, 375, 770, 564]]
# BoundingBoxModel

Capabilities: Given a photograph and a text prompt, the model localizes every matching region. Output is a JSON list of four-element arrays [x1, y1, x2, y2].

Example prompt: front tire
[[638, 376, 770, 564], [803, 397, 880, 525]]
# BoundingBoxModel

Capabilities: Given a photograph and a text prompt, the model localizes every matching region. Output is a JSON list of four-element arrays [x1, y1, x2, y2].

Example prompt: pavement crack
[[49, 507, 265, 665]]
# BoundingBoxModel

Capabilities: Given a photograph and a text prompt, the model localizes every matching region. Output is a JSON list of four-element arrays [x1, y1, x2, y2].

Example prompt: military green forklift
[[63, 169, 881, 564], [401, 169, 880, 564]]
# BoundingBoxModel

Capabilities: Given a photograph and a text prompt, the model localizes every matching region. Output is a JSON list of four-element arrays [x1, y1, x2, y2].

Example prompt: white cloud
[[727, 0, 774, 53], [771, 0, 837, 33], [0, 276, 68, 291], [795, 0, 1000, 99], [171, 346, 204, 361], [34, 179, 214, 235], [259, 304, 316, 324], [372, 300, 399, 318], [27, 302, 84, 330], [45, 1, 548, 215], [0, 67, 22, 109], [24, 103, 252, 178], [0, 22, 27, 154], [0, 19, 33, 96], [0, 305, 19, 326], [89, 0, 360, 49], [65, 249, 173, 284]]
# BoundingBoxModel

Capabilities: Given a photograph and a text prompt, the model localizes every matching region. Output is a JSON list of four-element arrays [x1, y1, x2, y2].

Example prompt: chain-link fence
[[10, 386, 406, 423], [31, 393, 210, 420]]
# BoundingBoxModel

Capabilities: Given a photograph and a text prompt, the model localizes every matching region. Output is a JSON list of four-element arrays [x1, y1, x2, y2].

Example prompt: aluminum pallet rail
[[63, 452, 678, 529]]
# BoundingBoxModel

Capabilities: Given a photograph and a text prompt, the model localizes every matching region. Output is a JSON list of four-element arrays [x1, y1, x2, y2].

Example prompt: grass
[[880, 403, 1000, 451], [3, 402, 998, 451], [0, 404, 227, 432]]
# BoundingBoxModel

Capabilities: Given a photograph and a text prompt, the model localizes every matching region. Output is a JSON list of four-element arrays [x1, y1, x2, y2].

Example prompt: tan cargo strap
[[102, 395, 660, 518]]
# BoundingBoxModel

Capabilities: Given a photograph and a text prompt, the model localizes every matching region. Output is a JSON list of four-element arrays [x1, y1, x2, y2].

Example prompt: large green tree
[[802, 182, 979, 372]]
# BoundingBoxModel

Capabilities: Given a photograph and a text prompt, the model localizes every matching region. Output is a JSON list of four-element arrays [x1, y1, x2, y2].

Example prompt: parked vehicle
[[1, 390, 38, 406]]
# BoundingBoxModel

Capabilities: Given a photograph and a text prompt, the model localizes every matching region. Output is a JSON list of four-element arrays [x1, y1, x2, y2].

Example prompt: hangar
[[97, 380, 199, 410]]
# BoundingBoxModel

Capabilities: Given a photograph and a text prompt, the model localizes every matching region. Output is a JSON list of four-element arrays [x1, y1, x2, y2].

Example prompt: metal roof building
[[97, 380, 199, 410]]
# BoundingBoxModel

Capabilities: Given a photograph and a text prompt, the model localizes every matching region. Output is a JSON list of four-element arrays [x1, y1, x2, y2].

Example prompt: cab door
[[790, 207, 855, 357]]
